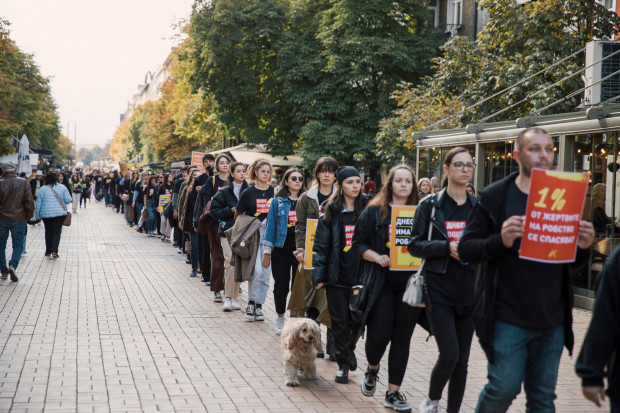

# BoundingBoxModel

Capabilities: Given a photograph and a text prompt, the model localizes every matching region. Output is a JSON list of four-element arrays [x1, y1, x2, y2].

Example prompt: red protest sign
[[520, 169, 589, 263], [191, 152, 206, 172]]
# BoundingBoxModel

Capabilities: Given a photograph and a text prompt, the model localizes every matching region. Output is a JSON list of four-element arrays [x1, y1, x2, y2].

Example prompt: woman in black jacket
[[210, 162, 249, 312], [352, 164, 421, 413], [312, 166, 364, 384], [194, 154, 232, 303], [408, 147, 477, 413]]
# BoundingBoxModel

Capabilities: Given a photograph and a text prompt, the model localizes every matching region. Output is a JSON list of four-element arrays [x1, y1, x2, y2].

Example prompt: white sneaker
[[231, 299, 241, 311], [275, 316, 285, 335], [419, 397, 440, 413], [222, 298, 232, 312]]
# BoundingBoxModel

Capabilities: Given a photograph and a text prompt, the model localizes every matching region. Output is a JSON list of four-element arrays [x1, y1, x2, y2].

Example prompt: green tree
[[190, 0, 440, 168], [190, 0, 291, 153], [379, 0, 620, 161], [0, 18, 62, 155], [297, 0, 440, 168]]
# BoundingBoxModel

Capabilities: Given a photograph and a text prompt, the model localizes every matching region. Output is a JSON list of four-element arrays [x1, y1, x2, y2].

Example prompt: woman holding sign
[[312, 166, 365, 384], [263, 168, 306, 334], [352, 165, 421, 413], [236, 159, 275, 322], [409, 147, 477, 413]]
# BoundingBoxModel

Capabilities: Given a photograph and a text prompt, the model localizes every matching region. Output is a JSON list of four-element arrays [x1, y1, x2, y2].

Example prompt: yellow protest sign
[[390, 205, 422, 271], [304, 219, 319, 269], [158, 194, 171, 213]]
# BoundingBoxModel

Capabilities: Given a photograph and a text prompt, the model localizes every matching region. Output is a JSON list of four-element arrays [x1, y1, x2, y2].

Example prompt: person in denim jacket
[[263, 168, 306, 334]]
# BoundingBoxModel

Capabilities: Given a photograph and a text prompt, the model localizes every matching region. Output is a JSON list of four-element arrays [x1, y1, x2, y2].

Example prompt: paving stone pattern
[[0, 203, 606, 412]]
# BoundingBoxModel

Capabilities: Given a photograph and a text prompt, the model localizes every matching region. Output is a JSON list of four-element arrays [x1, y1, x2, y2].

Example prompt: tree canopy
[[377, 0, 620, 166], [190, 0, 441, 168], [0, 18, 62, 156]]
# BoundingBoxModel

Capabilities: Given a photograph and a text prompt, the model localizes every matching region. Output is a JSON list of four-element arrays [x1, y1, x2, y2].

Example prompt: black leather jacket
[[458, 172, 586, 362], [210, 181, 249, 232], [408, 188, 477, 275], [312, 202, 350, 287]]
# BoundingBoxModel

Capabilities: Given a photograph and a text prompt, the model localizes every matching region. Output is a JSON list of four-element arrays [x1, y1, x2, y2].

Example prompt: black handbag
[[349, 284, 367, 312]]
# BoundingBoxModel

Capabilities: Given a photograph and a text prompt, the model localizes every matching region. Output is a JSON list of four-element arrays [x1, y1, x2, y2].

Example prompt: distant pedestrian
[[458, 128, 595, 412], [70, 174, 82, 213], [418, 177, 434, 199], [363, 176, 377, 197], [30, 170, 44, 199], [576, 246, 620, 413], [35, 171, 72, 259], [0, 161, 35, 282]]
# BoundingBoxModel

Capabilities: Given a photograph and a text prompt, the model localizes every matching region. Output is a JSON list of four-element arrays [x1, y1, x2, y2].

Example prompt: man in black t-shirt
[[459, 127, 595, 412]]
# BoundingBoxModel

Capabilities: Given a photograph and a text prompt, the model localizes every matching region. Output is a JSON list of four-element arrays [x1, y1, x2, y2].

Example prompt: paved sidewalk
[[0, 203, 606, 412]]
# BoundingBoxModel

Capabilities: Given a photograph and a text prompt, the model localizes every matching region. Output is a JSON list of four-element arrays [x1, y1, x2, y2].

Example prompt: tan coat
[[225, 214, 262, 282], [288, 186, 331, 327]]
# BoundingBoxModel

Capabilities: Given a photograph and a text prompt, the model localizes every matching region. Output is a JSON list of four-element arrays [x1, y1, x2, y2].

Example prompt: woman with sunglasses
[[409, 147, 477, 413], [263, 167, 307, 334]]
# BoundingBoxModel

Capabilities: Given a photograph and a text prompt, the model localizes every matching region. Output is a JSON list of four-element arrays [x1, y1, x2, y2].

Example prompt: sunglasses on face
[[289, 176, 303, 182]]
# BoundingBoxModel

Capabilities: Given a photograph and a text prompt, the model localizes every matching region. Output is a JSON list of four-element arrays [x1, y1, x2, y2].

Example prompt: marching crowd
[[0, 127, 619, 413]]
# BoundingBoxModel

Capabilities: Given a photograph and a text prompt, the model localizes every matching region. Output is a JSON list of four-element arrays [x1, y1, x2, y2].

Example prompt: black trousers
[[114, 192, 121, 211], [42, 216, 65, 254], [365, 272, 422, 386], [80, 193, 88, 207], [427, 302, 474, 413], [272, 246, 298, 315], [197, 233, 211, 282], [325, 285, 360, 369]]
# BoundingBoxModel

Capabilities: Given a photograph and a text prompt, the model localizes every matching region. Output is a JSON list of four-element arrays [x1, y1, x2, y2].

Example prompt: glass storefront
[[416, 129, 619, 309]]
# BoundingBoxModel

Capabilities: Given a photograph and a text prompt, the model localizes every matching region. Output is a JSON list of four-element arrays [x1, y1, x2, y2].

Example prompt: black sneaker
[[361, 365, 380, 397], [384, 391, 411, 412], [214, 291, 223, 302], [335, 365, 349, 384], [254, 306, 265, 321], [0, 273, 7, 280], [245, 304, 255, 321], [8, 267, 18, 282], [349, 354, 357, 371]]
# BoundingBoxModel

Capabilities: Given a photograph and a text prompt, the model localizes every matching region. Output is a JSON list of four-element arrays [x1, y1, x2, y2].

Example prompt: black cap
[[336, 166, 360, 186]]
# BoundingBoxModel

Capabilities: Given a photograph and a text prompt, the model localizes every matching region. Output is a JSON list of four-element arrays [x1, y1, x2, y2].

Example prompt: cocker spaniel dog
[[281, 318, 323, 386]]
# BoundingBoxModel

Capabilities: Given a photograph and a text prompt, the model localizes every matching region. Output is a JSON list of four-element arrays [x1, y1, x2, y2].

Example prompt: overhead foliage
[[377, 0, 620, 165], [190, 0, 441, 168], [110, 29, 229, 165], [0, 18, 62, 156]]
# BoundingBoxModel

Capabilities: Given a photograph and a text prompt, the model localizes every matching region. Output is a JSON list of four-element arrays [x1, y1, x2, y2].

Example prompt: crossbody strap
[[49, 185, 68, 212]]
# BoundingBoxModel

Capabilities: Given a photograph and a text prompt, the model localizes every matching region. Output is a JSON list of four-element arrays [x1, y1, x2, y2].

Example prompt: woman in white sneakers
[[210, 162, 249, 312]]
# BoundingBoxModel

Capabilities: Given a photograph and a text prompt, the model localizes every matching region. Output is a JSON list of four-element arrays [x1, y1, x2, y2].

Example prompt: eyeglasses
[[449, 162, 476, 171], [289, 176, 303, 182]]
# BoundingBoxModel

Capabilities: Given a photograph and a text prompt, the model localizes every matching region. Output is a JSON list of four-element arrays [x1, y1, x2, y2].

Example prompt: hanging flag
[[17, 135, 31, 175]]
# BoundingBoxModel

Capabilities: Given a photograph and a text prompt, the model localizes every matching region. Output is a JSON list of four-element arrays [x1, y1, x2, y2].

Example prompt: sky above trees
[[1, 0, 194, 148]]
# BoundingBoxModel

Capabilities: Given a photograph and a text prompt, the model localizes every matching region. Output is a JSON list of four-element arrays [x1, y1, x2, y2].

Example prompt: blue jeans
[[189, 232, 198, 272], [249, 226, 271, 305], [0, 220, 26, 274], [104, 188, 112, 206], [146, 200, 156, 232], [476, 321, 564, 413]]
